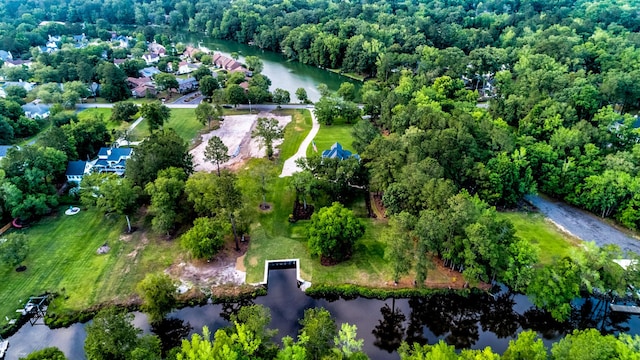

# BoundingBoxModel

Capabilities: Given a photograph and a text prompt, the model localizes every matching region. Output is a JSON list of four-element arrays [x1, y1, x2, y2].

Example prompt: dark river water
[[177, 34, 361, 103], [5, 268, 640, 359]]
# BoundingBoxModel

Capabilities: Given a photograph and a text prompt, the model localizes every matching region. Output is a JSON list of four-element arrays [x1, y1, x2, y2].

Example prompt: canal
[[5, 267, 640, 359]]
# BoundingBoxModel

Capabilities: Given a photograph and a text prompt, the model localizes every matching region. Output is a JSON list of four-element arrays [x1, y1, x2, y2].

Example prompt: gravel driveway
[[526, 195, 640, 254]]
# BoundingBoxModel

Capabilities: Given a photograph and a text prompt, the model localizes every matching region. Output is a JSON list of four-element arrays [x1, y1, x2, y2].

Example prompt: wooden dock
[[610, 304, 640, 314], [0, 339, 9, 359]]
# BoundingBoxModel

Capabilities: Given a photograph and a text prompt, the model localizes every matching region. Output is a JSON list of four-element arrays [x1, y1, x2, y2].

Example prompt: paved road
[[526, 194, 640, 255], [280, 107, 318, 177], [76, 103, 311, 110]]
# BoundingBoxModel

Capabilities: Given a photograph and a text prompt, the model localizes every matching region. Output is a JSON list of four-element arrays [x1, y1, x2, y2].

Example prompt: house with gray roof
[[321, 142, 360, 161], [22, 101, 50, 119], [0, 50, 12, 62], [0, 81, 36, 98], [90, 147, 133, 176]]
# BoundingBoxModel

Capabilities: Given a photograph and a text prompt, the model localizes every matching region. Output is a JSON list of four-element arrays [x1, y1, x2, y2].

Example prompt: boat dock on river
[[610, 304, 640, 314]]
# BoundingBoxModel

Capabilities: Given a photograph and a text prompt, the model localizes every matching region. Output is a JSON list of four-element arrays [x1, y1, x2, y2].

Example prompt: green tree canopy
[[252, 117, 284, 160], [140, 101, 171, 133], [126, 129, 193, 186], [0, 232, 29, 268], [136, 273, 177, 323], [180, 216, 230, 259], [307, 202, 364, 263]]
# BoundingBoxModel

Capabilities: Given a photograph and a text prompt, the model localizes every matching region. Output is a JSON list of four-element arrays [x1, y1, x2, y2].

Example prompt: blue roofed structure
[[321, 142, 360, 161], [65, 161, 89, 183], [91, 147, 133, 176], [0, 145, 15, 162]]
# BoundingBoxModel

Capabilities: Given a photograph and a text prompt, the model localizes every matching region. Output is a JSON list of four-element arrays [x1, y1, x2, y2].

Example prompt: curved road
[[526, 194, 640, 255]]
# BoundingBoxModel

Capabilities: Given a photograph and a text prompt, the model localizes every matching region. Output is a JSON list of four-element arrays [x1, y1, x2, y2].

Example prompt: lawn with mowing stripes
[[0, 208, 178, 326], [498, 211, 582, 264]]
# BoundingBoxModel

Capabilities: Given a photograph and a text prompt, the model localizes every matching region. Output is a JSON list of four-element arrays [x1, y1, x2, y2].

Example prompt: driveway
[[526, 194, 640, 254]]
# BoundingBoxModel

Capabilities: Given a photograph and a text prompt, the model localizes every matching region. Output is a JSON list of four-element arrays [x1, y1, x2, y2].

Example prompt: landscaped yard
[[0, 208, 179, 328], [275, 109, 313, 162], [306, 123, 356, 157], [77, 108, 125, 132], [129, 108, 204, 143], [498, 211, 582, 264]]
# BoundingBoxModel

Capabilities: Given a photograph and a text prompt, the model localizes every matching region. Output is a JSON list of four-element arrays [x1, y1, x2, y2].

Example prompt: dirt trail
[[526, 195, 640, 254]]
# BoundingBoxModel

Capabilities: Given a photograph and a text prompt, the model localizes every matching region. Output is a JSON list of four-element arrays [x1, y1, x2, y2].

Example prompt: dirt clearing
[[191, 112, 291, 172]]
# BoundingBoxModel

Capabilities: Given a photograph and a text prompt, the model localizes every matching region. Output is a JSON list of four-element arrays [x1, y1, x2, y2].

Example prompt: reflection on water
[[5, 268, 640, 360], [177, 35, 361, 103]]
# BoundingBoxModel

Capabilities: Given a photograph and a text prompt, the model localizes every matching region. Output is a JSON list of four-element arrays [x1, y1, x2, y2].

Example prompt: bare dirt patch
[[190, 112, 292, 173], [167, 236, 251, 288]]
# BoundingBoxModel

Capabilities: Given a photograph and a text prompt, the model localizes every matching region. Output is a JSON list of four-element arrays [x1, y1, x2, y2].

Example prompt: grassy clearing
[[275, 109, 313, 162], [129, 108, 204, 143], [77, 108, 132, 133], [499, 211, 581, 264], [0, 208, 179, 325], [306, 123, 355, 157]]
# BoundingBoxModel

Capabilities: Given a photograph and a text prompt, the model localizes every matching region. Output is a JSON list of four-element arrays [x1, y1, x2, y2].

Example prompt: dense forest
[[2, 0, 640, 335]]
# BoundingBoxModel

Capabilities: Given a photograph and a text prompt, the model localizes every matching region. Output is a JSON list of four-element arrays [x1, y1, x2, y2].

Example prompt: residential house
[[142, 53, 160, 65], [4, 59, 33, 68], [177, 77, 198, 94], [0, 50, 12, 62], [65, 161, 90, 183], [0, 145, 16, 163], [182, 46, 200, 59], [0, 81, 36, 98], [111, 35, 131, 48], [148, 42, 166, 56], [72, 34, 87, 43], [22, 101, 51, 119], [90, 147, 133, 176], [127, 77, 157, 98], [321, 142, 360, 161], [177, 61, 201, 75], [212, 53, 247, 73], [139, 67, 161, 78], [113, 58, 127, 67]]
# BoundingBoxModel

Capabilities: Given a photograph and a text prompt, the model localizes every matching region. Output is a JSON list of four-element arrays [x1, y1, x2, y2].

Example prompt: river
[[177, 34, 361, 103], [5, 267, 640, 359]]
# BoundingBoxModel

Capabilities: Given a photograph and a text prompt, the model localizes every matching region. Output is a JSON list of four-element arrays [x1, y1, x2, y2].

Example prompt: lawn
[[275, 109, 313, 162], [498, 211, 582, 264], [0, 208, 179, 328], [129, 108, 204, 144], [306, 123, 356, 157], [77, 108, 131, 133]]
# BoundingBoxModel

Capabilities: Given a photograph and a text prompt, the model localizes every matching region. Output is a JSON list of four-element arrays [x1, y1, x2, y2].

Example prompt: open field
[[0, 208, 179, 326], [498, 211, 582, 264], [306, 123, 355, 157]]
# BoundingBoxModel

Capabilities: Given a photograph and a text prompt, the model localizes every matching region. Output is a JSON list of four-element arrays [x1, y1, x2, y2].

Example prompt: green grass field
[[306, 123, 356, 157], [129, 108, 204, 143], [77, 108, 135, 134], [0, 208, 178, 325], [276, 109, 313, 162], [498, 211, 582, 264]]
